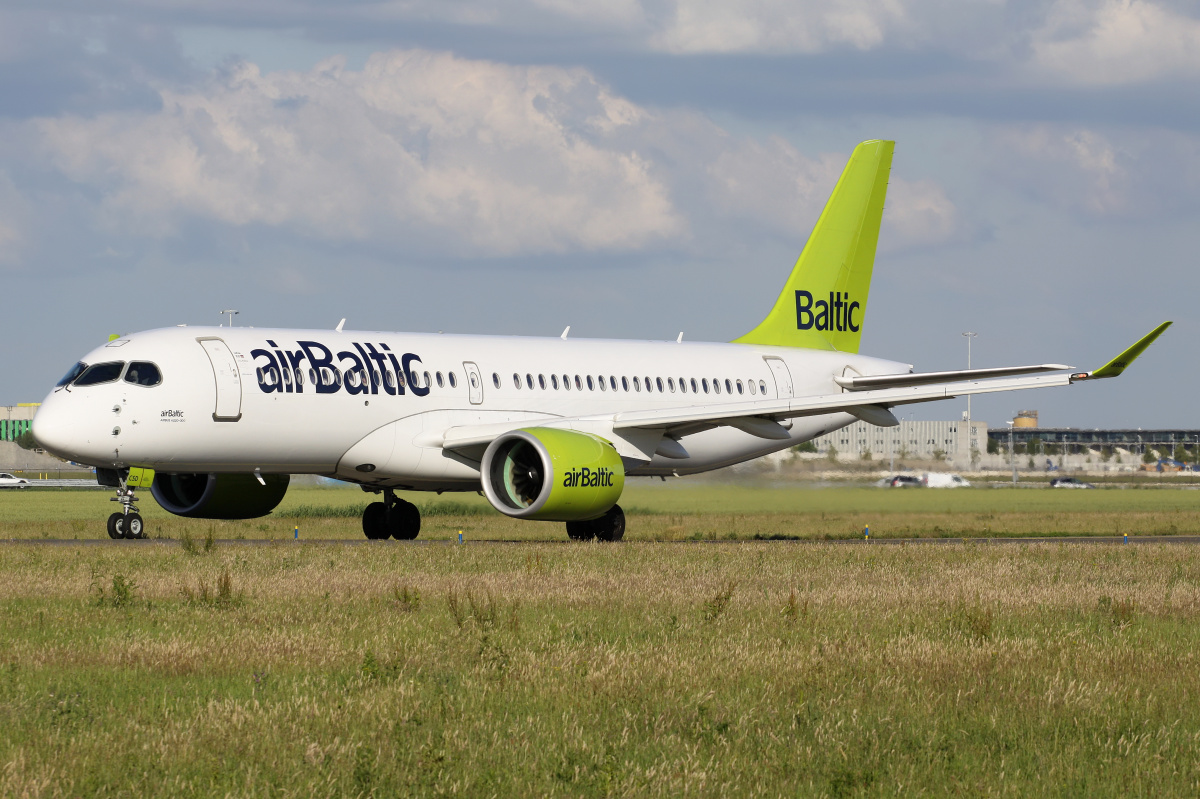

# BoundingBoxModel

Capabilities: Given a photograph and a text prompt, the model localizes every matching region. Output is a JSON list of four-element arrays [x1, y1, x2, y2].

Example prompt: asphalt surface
[[5, 536, 1200, 546]]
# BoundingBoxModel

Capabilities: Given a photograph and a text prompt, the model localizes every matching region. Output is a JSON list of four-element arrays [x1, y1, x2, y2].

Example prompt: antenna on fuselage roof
[[676, 332, 683, 343], [560, 326, 570, 340], [335, 318, 346, 332]]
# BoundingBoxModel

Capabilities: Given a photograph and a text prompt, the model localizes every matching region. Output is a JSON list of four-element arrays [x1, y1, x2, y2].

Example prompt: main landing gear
[[107, 478, 146, 540], [566, 504, 625, 542], [362, 488, 422, 541]]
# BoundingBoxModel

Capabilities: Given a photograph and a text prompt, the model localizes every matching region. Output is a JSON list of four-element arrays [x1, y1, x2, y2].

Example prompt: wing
[[438, 322, 1171, 459]]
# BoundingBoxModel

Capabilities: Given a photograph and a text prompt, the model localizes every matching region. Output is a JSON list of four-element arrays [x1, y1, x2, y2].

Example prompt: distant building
[[808, 419, 988, 463], [988, 427, 1200, 453]]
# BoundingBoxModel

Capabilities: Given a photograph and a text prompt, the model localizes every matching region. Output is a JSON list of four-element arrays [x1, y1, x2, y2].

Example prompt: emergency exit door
[[764, 356, 794, 398]]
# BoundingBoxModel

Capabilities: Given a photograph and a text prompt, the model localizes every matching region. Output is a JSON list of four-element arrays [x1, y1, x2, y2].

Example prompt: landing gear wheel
[[566, 520, 596, 541], [125, 513, 145, 539], [593, 505, 625, 542], [362, 502, 388, 540], [107, 512, 125, 540], [390, 500, 421, 541]]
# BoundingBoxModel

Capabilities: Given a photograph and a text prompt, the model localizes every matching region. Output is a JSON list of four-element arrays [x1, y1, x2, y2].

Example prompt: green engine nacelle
[[481, 428, 624, 521]]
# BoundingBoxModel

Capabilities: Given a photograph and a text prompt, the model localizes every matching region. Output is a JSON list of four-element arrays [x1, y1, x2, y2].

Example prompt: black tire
[[107, 512, 124, 540], [391, 500, 421, 540], [594, 505, 625, 542], [362, 502, 388, 540], [125, 513, 145, 539], [566, 520, 596, 541]]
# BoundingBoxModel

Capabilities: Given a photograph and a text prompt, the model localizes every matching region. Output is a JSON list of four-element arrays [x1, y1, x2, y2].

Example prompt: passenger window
[[309, 368, 318, 386], [736, 380, 744, 394], [552, 374, 560, 390], [656, 377, 664, 392], [633, 377, 641, 392], [297, 369, 306, 387], [598, 376, 606, 391], [622, 377, 629, 392], [667, 378, 676, 393], [397, 369, 406, 388], [702, 378, 709, 393], [678, 377, 686, 394], [424, 371, 431, 389], [575, 375, 583, 390], [526, 373, 534, 389], [748, 379, 756, 395], [644, 377, 653, 393], [449, 372, 458, 388], [609, 376, 617, 391], [713, 379, 721, 395], [493, 373, 501, 389], [436, 372, 444, 388], [385, 371, 395, 389], [513, 373, 521, 389], [538, 374, 546, 390], [587, 375, 595, 391], [56, 361, 88, 388], [74, 361, 125, 387], [690, 378, 698, 393], [124, 361, 162, 387]]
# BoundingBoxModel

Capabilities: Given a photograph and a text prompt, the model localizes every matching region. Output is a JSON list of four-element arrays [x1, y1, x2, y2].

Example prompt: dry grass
[[2, 541, 1200, 795]]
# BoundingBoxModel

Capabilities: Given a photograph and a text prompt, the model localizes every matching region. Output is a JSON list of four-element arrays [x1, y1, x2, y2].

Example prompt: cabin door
[[764, 356, 794, 398], [198, 338, 243, 421]]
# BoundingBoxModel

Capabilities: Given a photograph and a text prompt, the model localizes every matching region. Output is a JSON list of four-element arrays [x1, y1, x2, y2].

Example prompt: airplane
[[31, 140, 1171, 541]]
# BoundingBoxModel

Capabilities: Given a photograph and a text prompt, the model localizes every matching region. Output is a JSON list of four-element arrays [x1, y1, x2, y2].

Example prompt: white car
[[0, 473, 30, 489], [922, 473, 970, 488]]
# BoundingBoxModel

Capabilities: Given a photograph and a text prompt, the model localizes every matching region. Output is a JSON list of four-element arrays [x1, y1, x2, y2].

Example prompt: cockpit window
[[124, 362, 162, 387], [55, 362, 88, 388], [73, 361, 125, 387]]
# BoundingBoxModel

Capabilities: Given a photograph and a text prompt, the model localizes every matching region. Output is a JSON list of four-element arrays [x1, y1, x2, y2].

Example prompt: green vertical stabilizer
[[733, 139, 894, 352]]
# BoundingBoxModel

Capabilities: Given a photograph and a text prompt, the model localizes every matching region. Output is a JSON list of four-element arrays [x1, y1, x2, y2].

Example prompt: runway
[[5, 535, 1200, 546]]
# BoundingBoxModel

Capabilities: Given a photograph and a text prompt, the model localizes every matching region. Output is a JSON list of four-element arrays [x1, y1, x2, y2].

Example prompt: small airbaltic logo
[[160, 409, 184, 418], [795, 290, 861, 333], [562, 467, 616, 488]]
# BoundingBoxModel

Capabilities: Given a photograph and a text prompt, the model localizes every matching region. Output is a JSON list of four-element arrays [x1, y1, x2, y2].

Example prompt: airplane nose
[[32, 395, 78, 462]]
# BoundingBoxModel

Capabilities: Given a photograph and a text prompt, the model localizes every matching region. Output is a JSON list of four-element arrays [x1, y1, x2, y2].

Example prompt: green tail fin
[[733, 139, 894, 352]]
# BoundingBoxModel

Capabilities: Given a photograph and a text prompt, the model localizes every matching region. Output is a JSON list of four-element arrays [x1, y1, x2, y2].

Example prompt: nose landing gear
[[98, 467, 149, 540], [107, 478, 146, 540], [362, 487, 421, 540]]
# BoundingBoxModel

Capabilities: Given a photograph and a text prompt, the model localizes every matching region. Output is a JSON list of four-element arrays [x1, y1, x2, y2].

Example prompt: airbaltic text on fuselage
[[249, 340, 430, 397], [795, 290, 861, 333], [562, 467, 616, 489]]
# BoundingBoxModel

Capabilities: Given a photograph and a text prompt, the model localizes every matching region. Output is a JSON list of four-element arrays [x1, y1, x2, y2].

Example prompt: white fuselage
[[33, 326, 910, 491]]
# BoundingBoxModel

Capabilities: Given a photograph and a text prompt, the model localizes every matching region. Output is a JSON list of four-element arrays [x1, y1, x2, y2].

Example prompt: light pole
[[1007, 420, 1016, 485], [219, 309, 239, 327], [962, 332, 977, 423]]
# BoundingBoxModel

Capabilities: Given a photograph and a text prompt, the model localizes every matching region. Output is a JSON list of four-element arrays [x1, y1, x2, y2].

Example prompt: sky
[[1, 0, 1197, 430]]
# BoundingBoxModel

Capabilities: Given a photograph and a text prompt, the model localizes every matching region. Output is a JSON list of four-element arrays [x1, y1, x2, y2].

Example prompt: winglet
[[1072, 321, 1172, 381]]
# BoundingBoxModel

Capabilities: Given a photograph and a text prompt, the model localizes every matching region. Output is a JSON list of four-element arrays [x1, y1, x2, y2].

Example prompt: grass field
[[4, 482, 1200, 541], [3, 540, 1200, 796], [4, 486, 1200, 795]]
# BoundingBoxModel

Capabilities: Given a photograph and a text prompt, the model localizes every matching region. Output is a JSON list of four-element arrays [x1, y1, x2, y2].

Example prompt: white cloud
[[1030, 0, 1200, 85], [31, 48, 960, 261], [36, 51, 685, 256], [990, 123, 1200, 218]]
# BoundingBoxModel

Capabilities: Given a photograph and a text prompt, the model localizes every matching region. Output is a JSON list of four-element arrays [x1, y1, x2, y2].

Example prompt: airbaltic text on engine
[[562, 467, 617, 488], [250, 340, 428, 396], [795, 290, 860, 333]]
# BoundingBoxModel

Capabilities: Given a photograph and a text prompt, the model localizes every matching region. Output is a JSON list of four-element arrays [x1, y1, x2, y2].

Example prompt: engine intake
[[481, 428, 624, 521], [151, 472, 290, 519]]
